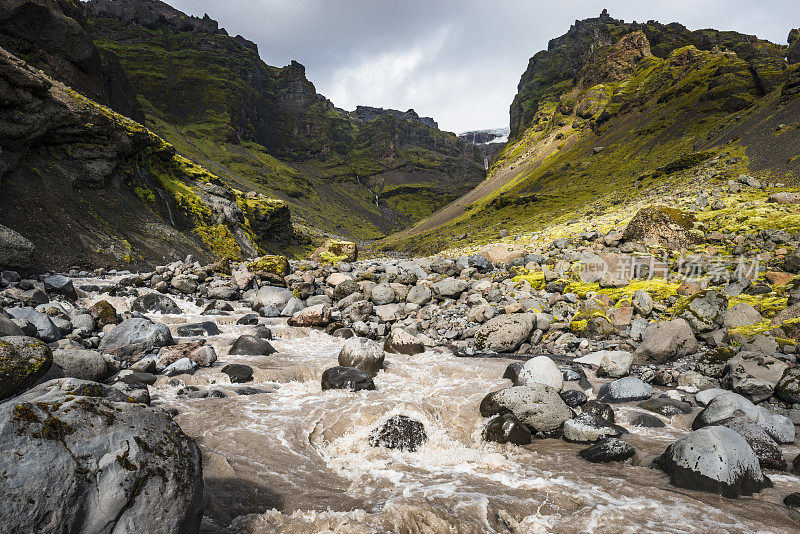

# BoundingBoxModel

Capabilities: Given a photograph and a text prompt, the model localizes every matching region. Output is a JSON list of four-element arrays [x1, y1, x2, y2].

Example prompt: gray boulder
[[131, 293, 182, 315], [0, 336, 52, 400], [175, 321, 220, 337], [252, 286, 294, 311], [516, 355, 563, 390], [0, 224, 33, 269], [229, 335, 275, 356], [0, 313, 24, 337], [338, 337, 385, 377], [579, 438, 635, 463], [383, 328, 425, 355], [676, 291, 727, 332], [475, 314, 536, 352], [370, 284, 396, 305], [563, 413, 626, 443], [5, 308, 60, 343], [596, 350, 634, 378], [406, 285, 432, 305], [480, 384, 572, 433], [98, 318, 174, 352], [432, 277, 468, 299], [632, 290, 654, 316], [776, 368, 800, 404], [0, 378, 203, 532], [598, 377, 654, 403], [727, 352, 788, 402], [43, 274, 77, 300], [723, 303, 763, 328], [716, 417, 787, 470], [634, 319, 697, 364], [655, 426, 771, 498], [52, 349, 113, 381]]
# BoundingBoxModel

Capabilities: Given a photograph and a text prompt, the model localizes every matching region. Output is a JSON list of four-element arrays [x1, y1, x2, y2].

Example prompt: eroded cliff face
[[509, 9, 788, 140], [0, 46, 292, 271], [0, 0, 143, 122]]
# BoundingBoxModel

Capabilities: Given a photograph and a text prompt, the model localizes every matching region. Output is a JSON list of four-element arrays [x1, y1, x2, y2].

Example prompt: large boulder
[[321, 366, 375, 392], [0, 314, 24, 337], [228, 335, 275, 356], [5, 308, 61, 343], [0, 336, 52, 400], [655, 426, 771, 498], [131, 293, 182, 315], [727, 352, 788, 402], [715, 417, 787, 470], [596, 350, 634, 378], [621, 206, 697, 248], [634, 319, 697, 364], [251, 286, 294, 311], [383, 329, 425, 355], [175, 321, 220, 337], [157, 342, 217, 369], [287, 304, 331, 327], [578, 438, 635, 463], [597, 377, 653, 403], [221, 363, 253, 383], [43, 274, 76, 301], [98, 318, 174, 353], [51, 349, 112, 382], [369, 415, 426, 452], [0, 224, 34, 269], [475, 314, 535, 352], [516, 356, 563, 390], [432, 277, 468, 299], [308, 240, 357, 263], [406, 285, 432, 305], [0, 378, 203, 532], [480, 384, 572, 433], [723, 303, 763, 329], [776, 368, 800, 404], [479, 243, 526, 264], [338, 337, 385, 377], [563, 413, 626, 443], [483, 413, 532, 445], [675, 291, 727, 333]]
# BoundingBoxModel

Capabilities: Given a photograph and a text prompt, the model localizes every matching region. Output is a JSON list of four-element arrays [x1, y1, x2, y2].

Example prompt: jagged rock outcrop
[[0, 45, 291, 270], [0, 0, 142, 121]]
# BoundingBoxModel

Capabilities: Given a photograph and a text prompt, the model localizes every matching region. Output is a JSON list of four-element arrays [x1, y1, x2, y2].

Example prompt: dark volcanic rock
[[579, 438, 635, 463], [632, 413, 665, 428], [176, 321, 220, 337], [131, 293, 182, 315], [655, 426, 772, 498], [369, 415, 427, 452], [321, 366, 375, 392], [560, 389, 588, 408], [229, 335, 275, 356], [483, 413, 532, 445], [221, 363, 253, 383]]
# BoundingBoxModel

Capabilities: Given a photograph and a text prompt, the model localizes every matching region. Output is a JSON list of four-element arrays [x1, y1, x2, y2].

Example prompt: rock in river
[[369, 415, 427, 452]]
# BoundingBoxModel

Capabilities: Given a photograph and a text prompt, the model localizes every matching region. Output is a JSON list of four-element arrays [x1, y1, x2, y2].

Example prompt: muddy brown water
[[82, 290, 800, 533]]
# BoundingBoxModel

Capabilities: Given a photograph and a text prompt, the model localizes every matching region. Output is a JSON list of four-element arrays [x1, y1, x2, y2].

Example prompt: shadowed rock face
[[0, 0, 142, 121]]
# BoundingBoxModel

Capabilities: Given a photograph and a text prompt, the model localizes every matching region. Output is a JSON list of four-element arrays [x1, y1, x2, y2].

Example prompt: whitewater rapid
[[80, 289, 800, 533]]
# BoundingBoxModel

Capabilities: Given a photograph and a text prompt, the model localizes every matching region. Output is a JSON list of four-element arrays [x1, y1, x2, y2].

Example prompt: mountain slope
[[380, 11, 800, 255], [83, 0, 485, 240], [0, 44, 293, 271]]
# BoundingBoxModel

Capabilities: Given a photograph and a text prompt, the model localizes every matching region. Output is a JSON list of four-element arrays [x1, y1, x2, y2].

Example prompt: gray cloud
[[167, 0, 800, 133]]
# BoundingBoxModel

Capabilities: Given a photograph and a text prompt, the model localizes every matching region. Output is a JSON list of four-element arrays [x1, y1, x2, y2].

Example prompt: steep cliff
[[83, 0, 484, 239], [0, 45, 293, 271]]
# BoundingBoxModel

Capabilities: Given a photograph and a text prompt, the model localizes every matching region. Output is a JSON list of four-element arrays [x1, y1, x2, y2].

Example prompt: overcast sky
[[168, 0, 800, 133]]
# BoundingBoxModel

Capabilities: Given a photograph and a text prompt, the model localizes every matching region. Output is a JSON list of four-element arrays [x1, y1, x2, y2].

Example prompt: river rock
[[578, 438, 635, 463], [723, 303, 763, 328], [634, 319, 697, 364], [0, 378, 203, 532], [99, 318, 174, 354], [5, 308, 60, 343], [406, 285, 432, 305], [43, 274, 76, 300], [130, 293, 182, 314], [288, 304, 331, 327], [176, 321, 220, 337], [475, 314, 535, 352], [582, 400, 616, 423], [433, 277, 468, 299], [563, 413, 627, 443], [655, 426, 771, 498], [321, 366, 375, 392], [480, 384, 572, 433], [338, 337, 385, 377], [716, 417, 787, 470], [692, 392, 759, 429], [0, 336, 52, 400], [483, 412, 532, 445], [596, 350, 634, 378], [229, 335, 275, 356], [516, 355, 563, 390], [221, 363, 253, 383], [384, 328, 425, 355], [52, 349, 112, 381], [776, 368, 800, 403], [369, 415, 427, 451], [158, 342, 217, 369], [632, 413, 665, 428], [637, 397, 692, 416], [252, 286, 294, 311], [598, 377, 654, 402], [370, 284, 396, 305], [727, 352, 788, 402], [560, 389, 588, 407]]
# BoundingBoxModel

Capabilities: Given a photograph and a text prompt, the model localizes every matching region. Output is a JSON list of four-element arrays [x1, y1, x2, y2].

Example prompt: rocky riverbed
[[2, 230, 800, 532]]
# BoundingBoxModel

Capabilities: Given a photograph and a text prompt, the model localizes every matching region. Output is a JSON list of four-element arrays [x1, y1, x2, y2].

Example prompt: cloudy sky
[[169, 0, 800, 133]]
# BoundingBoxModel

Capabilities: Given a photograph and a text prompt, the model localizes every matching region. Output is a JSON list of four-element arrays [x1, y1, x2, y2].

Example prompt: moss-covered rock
[[309, 240, 358, 264], [0, 336, 52, 400], [622, 205, 697, 248], [696, 347, 735, 378], [247, 255, 290, 277]]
